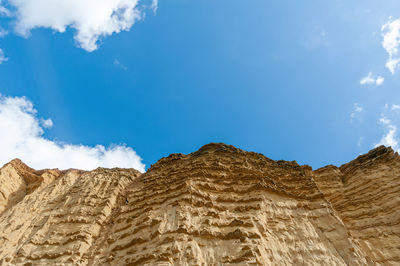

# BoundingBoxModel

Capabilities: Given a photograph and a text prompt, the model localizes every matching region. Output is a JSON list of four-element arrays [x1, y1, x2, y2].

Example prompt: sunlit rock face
[[0, 143, 398, 265], [314, 145, 400, 265]]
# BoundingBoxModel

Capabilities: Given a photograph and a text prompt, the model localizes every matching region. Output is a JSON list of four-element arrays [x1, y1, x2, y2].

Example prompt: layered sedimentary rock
[[0, 162, 140, 265], [314, 146, 400, 265], [90, 144, 367, 265], [0, 143, 399, 265]]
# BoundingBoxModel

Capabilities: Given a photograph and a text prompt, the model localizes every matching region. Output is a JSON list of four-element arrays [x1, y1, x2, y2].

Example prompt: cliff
[[0, 143, 398, 265], [314, 145, 400, 265]]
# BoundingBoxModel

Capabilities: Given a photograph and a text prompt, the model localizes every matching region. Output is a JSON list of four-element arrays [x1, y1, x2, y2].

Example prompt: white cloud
[[40, 118, 53, 128], [4, 0, 157, 52], [0, 94, 145, 171], [360, 72, 384, 86], [382, 18, 400, 74], [376, 76, 385, 85], [375, 104, 400, 151], [379, 116, 391, 125], [350, 103, 363, 120], [0, 48, 7, 64], [391, 104, 400, 111], [151, 0, 158, 13], [376, 116, 399, 151]]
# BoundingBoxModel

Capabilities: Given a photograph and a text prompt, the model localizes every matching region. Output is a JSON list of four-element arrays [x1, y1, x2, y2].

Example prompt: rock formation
[[314, 146, 400, 265], [0, 143, 399, 265]]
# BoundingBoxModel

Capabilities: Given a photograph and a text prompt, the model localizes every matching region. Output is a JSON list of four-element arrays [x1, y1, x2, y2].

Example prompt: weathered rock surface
[[0, 143, 398, 265], [314, 146, 400, 265]]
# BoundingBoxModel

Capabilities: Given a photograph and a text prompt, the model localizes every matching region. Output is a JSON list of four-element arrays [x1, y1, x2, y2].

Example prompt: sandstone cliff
[[314, 146, 400, 265], [0, 143, 398, 265]]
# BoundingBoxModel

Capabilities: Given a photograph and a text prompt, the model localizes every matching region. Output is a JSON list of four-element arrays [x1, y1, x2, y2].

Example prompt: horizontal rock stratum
[[0, 143, 399, 265]]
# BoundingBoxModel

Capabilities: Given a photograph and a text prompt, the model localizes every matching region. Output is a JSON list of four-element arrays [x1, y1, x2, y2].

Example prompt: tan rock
[[314, 146, 400, 265], [0, 143, 398, 265]]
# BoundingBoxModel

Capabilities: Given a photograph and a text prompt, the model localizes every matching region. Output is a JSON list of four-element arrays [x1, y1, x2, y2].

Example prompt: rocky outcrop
[[314, 146, 400, 265], [90, 143, 367, 265], [0, 163, 139, 265], [0, 159, 64, 215], [0, 143, 399, 265]]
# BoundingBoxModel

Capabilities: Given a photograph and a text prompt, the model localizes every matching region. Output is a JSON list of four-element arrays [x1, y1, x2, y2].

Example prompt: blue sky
[[1, 0, 400, 171]]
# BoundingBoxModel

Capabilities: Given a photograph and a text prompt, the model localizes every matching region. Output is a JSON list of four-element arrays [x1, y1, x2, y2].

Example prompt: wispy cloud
[[151, 0, 158, 13], [357, 137, 363, 148], [375, 104, 400, 151], [0, 27, 7, 38], [1, 0, 158, 52], [113, 59, 128, 71], [391, 104, 400, 111], [360, 72, 384, 86], [350, 103, 363, 121], [0, 94, 145, 171], [40, 118, 53, 128], [0, 0, 10, 16], [377, 116, 398, 151], [382, 17, 400, 74], [0, 48, 7, 64]]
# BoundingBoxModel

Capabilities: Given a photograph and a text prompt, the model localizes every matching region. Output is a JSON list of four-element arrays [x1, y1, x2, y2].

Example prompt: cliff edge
[[0, 143, 398, 265]]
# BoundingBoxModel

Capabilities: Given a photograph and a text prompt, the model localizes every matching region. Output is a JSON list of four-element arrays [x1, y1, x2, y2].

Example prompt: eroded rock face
[[0, 164, 140, 265], [314, 146, 400, 265], [0, 143, 398, 265]]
